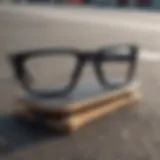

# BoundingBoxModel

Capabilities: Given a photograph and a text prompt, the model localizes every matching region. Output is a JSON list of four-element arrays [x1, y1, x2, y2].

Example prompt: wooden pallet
[[14, 81, 141, 132]]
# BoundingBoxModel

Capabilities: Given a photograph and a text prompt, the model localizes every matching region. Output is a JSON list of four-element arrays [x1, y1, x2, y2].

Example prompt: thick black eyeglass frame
[[9, 45, 138, 98]]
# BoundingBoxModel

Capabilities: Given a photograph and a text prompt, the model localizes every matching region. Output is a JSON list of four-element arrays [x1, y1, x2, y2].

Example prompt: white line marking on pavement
[[140, 50, 160, 62]]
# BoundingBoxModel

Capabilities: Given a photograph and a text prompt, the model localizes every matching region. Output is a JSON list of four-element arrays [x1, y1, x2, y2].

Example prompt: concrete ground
[[1, 4, 160, 160]]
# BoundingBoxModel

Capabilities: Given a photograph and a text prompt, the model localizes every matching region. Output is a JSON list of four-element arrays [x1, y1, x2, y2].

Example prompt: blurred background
[[1, 1, 160, 160], [0, 0, 158, 8]]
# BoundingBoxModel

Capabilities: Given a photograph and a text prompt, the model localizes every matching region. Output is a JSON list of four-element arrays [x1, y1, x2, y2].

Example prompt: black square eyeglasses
[[9, 44, 138, 98]]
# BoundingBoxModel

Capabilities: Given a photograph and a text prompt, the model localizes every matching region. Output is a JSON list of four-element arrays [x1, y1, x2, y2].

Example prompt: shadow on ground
[[0, 115, 67, 157]]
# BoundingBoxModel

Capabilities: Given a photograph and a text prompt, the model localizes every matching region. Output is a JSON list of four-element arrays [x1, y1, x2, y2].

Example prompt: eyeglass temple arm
[[101, 46, 138, 62]]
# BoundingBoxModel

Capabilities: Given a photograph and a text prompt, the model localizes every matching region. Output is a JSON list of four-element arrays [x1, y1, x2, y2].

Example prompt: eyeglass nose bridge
[[78, 52, 99, 62]]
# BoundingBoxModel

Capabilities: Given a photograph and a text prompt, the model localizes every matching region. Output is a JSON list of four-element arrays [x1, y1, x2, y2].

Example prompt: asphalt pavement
[[1, 4, 160, 160]]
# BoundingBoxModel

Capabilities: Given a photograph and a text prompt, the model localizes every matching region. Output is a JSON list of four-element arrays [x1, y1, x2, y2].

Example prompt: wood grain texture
[[14, 81, 141, 132], [46, 90, 141, 132], [17, 81, 140, 114]]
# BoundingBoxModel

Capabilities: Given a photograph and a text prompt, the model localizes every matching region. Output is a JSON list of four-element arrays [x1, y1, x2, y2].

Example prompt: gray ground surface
[[1, 5, 160, 160]]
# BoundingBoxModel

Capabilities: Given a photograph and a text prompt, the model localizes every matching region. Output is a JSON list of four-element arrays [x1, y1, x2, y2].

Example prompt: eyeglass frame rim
[[8, 45, 138, 98]]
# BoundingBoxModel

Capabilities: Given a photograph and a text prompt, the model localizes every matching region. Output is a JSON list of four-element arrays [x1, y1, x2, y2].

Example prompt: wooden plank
[[16, 81, 140, 114], [14, 90, 141, 132], [46, 90, 141, 132], [14, 88, 132, 121]]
